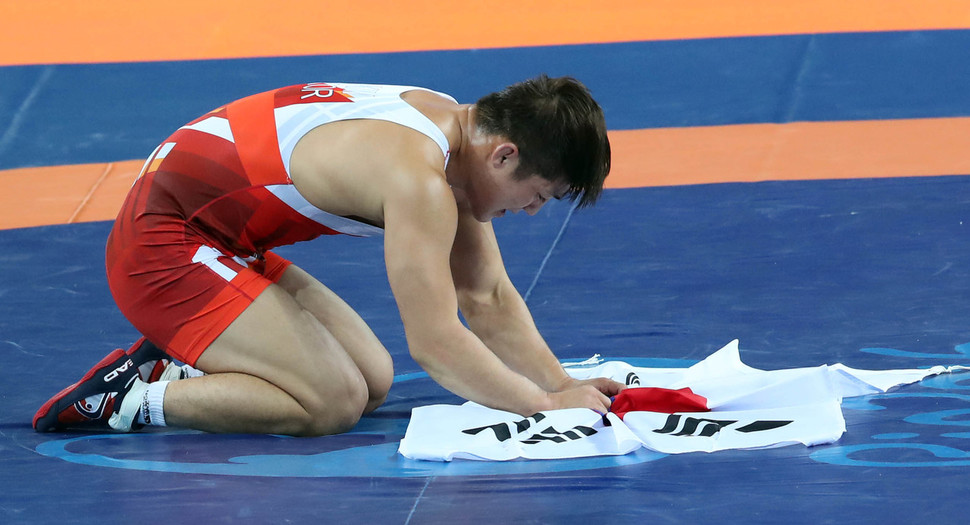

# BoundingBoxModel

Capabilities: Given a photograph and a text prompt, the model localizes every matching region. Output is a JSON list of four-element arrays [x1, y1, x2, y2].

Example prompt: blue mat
[[2, 30, 970, 524], [4, 176, 970, 523]]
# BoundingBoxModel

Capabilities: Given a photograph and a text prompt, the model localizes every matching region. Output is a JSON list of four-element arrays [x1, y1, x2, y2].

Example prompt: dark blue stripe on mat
[[1, 29, 968, 169]]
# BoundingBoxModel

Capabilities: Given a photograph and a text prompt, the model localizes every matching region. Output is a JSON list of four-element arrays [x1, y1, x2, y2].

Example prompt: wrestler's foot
[[33, 348, 148, 433]]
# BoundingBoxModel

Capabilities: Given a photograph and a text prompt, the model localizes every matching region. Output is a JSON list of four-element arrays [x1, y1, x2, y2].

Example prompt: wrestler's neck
[[445, 105, 501, 207]]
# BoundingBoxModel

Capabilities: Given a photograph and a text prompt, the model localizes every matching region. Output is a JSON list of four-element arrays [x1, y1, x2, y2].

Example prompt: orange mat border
[[2, 0, 969, 66], [607, 117, 970, 188], [2, 117, 968, 231]]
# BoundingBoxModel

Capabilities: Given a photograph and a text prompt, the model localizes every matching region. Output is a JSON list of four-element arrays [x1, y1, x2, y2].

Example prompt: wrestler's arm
[[383, 172, 613, 416], [449, 213, 626, 397]]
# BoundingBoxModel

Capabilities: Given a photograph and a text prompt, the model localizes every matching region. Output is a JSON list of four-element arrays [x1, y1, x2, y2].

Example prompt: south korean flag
[[399, 340, 965, 461]]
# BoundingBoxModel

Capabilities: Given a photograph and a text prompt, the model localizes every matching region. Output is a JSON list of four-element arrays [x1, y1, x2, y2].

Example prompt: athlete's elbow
[[408, 343, 444, 371], [404, 314, 471, 372], [407, 332, 460, 377]]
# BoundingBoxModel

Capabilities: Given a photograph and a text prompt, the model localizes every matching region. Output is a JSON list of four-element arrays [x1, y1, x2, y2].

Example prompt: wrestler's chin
[[471, 208, 502, 223], [483, 209, 506, 222]]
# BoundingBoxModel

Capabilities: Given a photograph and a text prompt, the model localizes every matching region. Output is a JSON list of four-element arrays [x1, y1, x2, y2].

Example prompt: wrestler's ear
[[490, 143, 518, 169]]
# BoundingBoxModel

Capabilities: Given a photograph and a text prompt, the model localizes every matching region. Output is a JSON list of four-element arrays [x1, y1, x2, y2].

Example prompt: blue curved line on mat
[[841, 392, 970, 411], [871, 433, 920, 440], [810, 443, 970, 468], [35, 435, 666, 478], [859, 342, 970, 360], [905, 408, 970, 428], [814, 393, 970, 467], [35, 356, 689, 478]]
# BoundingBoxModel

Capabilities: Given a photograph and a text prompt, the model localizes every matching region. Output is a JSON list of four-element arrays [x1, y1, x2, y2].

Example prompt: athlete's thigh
[[195, 280, 368, 415], [274, 263, 394, 400]]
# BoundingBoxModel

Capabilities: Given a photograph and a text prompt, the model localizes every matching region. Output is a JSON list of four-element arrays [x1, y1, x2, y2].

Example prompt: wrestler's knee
[[298, 370, 369, 437], [364, 351, 394, 414]]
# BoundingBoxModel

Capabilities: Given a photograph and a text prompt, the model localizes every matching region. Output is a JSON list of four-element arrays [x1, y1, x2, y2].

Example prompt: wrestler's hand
[[544, 385, 613, 415], [554, 376, 627, 398]]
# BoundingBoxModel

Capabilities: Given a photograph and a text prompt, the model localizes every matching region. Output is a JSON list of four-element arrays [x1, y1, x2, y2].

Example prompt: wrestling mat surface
[[2, 2, 969, 523]]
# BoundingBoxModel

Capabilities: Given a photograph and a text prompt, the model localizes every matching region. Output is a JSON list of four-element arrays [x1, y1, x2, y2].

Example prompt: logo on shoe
[[104, 359, 135, 382], [74, 393, 109, 419]]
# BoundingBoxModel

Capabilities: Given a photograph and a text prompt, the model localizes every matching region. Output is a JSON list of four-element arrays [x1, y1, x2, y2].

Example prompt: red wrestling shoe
[[33, 348, 147, 433]]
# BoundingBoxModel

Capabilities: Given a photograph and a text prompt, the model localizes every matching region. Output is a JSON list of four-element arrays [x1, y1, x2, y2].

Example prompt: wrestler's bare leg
[[274, 264, 394, 414], [161, 265, 393, 436]]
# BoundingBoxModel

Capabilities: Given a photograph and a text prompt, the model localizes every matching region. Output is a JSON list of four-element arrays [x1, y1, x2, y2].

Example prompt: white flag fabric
[[399, 340, 967, 461]]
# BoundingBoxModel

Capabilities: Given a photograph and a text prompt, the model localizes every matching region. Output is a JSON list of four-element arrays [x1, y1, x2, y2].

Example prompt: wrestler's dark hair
[[474, 74, 611, 208]]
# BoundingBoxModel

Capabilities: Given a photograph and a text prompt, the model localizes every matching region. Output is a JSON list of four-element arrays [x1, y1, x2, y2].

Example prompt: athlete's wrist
[[525, 391, 554, 415], [549, 375, 580, 393]]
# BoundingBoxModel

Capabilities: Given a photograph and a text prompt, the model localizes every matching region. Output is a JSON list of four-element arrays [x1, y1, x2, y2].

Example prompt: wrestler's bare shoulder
[[288, 90, 462, 227]]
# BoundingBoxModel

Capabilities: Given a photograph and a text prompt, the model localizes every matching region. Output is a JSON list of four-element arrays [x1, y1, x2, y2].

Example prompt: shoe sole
[[33, 348, 129, 432]]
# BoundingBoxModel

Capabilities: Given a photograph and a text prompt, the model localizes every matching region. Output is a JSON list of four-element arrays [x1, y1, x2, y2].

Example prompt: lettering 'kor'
[[300, 83, 353, 102]]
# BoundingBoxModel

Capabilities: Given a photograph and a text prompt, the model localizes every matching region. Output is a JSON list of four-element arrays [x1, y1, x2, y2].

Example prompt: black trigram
[[521, 425, 598, 445], [462, 413, 547, 442], [625, 372, 641, 386], [461, 415, 598, 445], [653, 414, 792, 437]]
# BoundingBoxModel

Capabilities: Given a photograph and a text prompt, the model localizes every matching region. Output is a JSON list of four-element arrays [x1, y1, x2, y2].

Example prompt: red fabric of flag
[[610, 387, 709, 419]]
